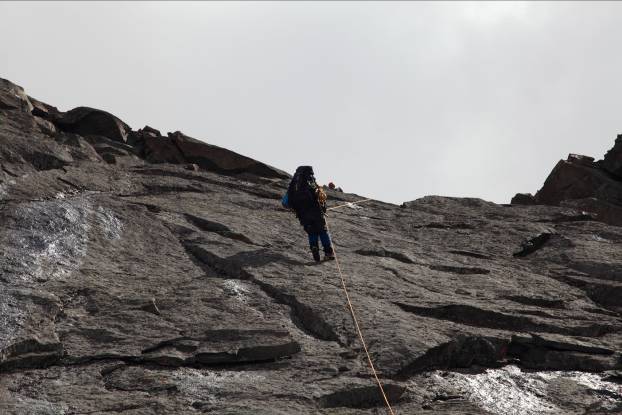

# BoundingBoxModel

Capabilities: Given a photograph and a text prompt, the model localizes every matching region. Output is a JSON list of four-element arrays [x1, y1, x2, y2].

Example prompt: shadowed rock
[[508, 334, 620, 371], [513, 232, 552, 257], [428, 265, 490, 275], [51, 107, 131, 143], [318, 383, 405, 408], [355, 248, 415, 264], [603, 134, 622, 179], [141, 329, 301, 366], [511, 192, 536, 205], [0, 78, 33, 112], [522, 143, 622, 226], [131, 128, 289, 179]]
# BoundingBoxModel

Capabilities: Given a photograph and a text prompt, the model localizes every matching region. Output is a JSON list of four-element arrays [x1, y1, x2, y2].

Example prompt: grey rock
[[511, 192, 536, 205], [513, 232, 553, 257], [52, 106, 131, 143], [0, 78, 33, 112], [602, 133, 622, 178], [131, 129, 290, 179], [1, 78, 621, 414], [527, 138, 622, 227]]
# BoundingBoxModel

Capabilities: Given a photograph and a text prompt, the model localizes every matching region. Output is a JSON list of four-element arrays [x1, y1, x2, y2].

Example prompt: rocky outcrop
[[0, 77, 287, 180], [131, 128, 290, 179], [1, 78, 621, 414], [510, 192, 536, 205], [513, 142, 622, 227], [535, 155, 622, 205], [52, 106, 132, 143], [0, 78, 33, 112], [512, 232, 552, 257], [603, 134, 622, 178]]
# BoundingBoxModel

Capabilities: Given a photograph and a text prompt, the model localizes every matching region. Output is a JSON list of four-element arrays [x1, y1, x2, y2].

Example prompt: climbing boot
[[324, 247, 335, 261], [311, 246, 321, 262]]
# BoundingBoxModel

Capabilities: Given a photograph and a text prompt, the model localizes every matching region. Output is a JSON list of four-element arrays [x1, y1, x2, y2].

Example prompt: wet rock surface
[[1, 78, 621, 414]]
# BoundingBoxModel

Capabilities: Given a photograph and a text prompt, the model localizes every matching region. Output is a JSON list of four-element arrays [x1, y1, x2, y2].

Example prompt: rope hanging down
[[324, 198, 396, 415]]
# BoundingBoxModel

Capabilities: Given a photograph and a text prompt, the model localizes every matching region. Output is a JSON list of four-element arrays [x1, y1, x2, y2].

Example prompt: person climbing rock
[[282, 166, 335, 262], [328, 182, 343, 192]]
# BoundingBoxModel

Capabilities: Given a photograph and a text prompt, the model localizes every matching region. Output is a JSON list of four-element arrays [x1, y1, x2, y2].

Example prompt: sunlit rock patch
[[427, 365, 622, 415], [0, 197, 123, 284]]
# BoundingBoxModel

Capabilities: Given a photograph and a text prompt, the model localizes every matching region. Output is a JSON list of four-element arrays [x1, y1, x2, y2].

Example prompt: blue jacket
[[281, 192, 289, 208]]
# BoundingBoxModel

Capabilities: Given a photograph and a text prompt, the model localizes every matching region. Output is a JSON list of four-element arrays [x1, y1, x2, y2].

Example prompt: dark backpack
[[287, 168, 318, 211]]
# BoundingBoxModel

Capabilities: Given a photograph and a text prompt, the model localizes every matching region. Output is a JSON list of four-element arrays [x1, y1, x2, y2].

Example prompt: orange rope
[[324, 219, 396, 415]]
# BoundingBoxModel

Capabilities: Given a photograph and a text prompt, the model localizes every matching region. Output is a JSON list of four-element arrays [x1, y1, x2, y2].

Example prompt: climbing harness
[[324, 198, 396, 415], [317, 187, 328, 205]]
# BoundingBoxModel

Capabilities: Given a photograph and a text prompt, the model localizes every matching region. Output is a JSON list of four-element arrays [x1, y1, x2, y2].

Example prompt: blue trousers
[[308, 230, 332, 252]]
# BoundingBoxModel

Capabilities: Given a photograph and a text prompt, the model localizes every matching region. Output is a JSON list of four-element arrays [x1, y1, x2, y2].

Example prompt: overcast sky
[[1, 2, 621, 204]]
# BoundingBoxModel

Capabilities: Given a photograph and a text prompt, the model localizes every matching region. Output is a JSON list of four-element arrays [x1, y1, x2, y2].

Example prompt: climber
[[282, 166, 335, 262], [328, 182, 343, 192]]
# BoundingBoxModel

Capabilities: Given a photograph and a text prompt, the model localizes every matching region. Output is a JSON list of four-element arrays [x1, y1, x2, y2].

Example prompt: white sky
[[1, 1, 621, 204]]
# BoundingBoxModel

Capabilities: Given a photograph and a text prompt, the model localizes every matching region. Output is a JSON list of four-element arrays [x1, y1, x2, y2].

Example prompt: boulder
[[141, 125, 161, 137], [130, 129, 289, 179], [0, 78, 33, 112], [567, 153, 595, 167], [28, 96, 62, 119], [529, 143, 622, 227], [511, 192, 536, 205], [134, 133, 186, 165], [53, 107, 131, 143], [169, 131, 289, 179], [534, 156, 622, 206]]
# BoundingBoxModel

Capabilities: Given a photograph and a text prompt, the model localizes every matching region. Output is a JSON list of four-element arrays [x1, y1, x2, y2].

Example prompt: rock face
[[1, 78, 621, 414], [52, 106, 132, 143], [513, 146, 622, 227], [510, 192, 536, 205], [603, 134, 622, 179], [130, 128, 289, 179]]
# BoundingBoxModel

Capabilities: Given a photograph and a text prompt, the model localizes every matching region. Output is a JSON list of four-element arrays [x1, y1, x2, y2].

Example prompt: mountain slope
[[1, 78, 621, 414]]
